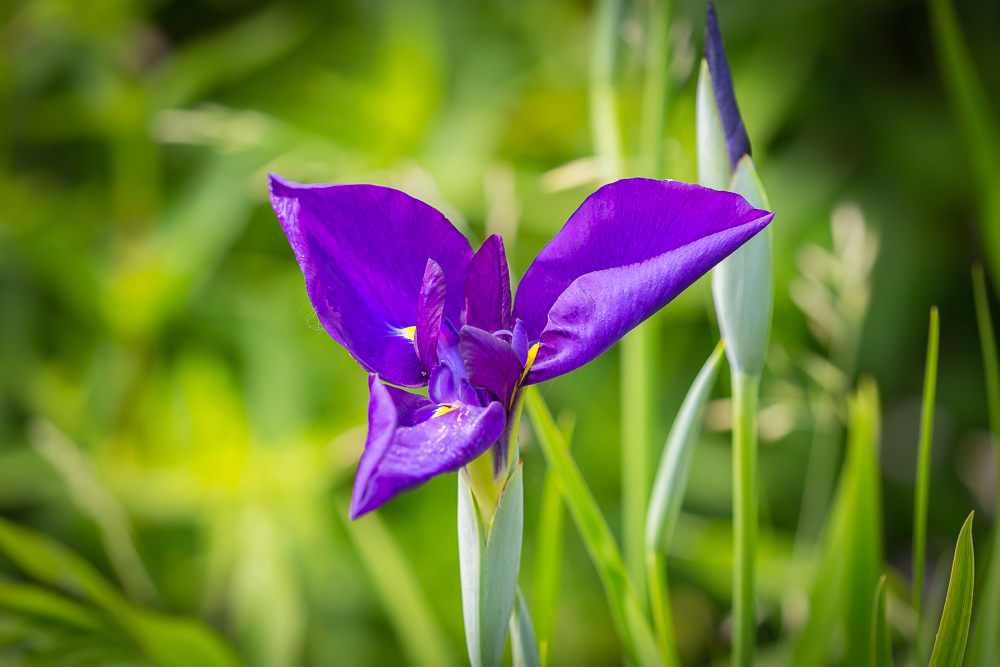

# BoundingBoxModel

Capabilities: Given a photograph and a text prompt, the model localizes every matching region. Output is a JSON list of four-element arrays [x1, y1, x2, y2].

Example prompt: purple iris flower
[[705, 1, 751, 171], [269, 174, 773, 518]]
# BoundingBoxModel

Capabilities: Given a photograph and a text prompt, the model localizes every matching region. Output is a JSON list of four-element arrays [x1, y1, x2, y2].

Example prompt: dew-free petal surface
[[350, 376, 506, 518], [460, 325, 523, 408], [705, 1, 751, 170], [269, 174, 472, 387], [464, 234, 512, 333], [415, 259, 447, 374], [514, 178, 772, 383]]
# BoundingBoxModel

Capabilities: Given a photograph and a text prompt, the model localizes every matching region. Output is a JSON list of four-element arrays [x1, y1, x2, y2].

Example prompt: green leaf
[[711, 156, 774, 377], [928, 511, 975, 667], [532, 411, 575, 667], [968, 264, 1000, 667], [0, 582, 110, 633], [0, 516, 243, 667], [870, 575, 893, 667], [335, 495, 457, 667], [132, 612, 242, 667], [510, 588, 540, 667], [793, 377, 882, 667], [458, 462, 524, 667], [912, 307, 940, 646], [524, 387, 665, 667], [696, 59, 731, 191], [644, 342, 723, 665]]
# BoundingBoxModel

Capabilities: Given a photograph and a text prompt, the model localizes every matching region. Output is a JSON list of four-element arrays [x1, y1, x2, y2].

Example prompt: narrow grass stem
[[589, 0, 622, 183], [646, 550, 677, 664], [622, 324, 652, 609], [968, 265, 1000, 667], [731, 369, 759, 667], [912, 306, 940, 640], [639, 0, 670, 179]]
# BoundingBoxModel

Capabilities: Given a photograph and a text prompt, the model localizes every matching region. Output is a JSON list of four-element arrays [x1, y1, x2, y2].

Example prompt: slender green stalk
[[968, 265, 1000, 667], [639, 0, 670, 179], [646, 550, 677, 663], [622, 324, 652, 609], [533, 412, 575, 667], [731, 369, 759, 667], [912, 306, 940, 643], [589, 0, 622, 183]]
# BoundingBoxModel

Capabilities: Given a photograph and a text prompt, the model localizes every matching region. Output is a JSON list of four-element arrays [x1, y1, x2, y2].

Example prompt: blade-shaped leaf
[[968, 265, 1000, 667], [510, 587, 540, 667], [524, 386, 665, 667], [928, 511, 975, 667], [913, 307, 940, 638], [458, 462, 524, 667], [533, 411, 575, 667], [0, 582, 110, 633], [870, 575, 892, 667]]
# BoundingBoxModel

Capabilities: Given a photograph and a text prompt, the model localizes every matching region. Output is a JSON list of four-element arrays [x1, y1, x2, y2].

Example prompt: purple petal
[[511, 319, 529, 367], [269, 174, 472, 387], [464, 234, 512, 333], [514, 178, 772, 383], [460, 325, 523, 408], [350, 376, 506, 518], [705, 2, 751, 170], [415, 259, 446, 373]]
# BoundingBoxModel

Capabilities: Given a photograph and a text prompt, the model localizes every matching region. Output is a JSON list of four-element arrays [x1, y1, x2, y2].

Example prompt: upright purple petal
[[350, 376, 506, 518], [460, 326, 523, 408], [415, 259, 446, 373], [511, 319, 529, 367], [464, 234, 512, 333], [705, 2, 751, 170], [269, 175, 473, 387], [513, 178, 772, 383]]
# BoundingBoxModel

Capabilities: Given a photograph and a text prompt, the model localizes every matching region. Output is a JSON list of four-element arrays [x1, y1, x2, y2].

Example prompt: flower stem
[[622, 324, 652, 609], [731, 369, 759, 667], [589, 0, 622, 183], [646, 549, 677, 663]]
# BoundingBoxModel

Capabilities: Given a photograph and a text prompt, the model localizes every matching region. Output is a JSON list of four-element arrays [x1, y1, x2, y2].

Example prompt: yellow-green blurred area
[[1, 0, 999, 665]]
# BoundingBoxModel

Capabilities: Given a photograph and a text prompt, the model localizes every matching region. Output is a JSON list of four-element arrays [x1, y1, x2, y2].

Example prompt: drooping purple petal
[[269, 175, 472, 387], [464, 234, 512, 333], [460, 326, 523, 408], [414, 259, 446, 373], [350, 376, 506, 518], [513, 178, 773, 383], [705, 2, 751, 170]]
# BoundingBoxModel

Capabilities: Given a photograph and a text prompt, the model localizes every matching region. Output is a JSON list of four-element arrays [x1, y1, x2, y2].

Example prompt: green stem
[[646, 549, 677, 664], [622, 324, 652, 609], [589, 0, 622, 183], [912, 306, 940, 639], [639, 0, 670, 179], [732, 369, 759, 667]]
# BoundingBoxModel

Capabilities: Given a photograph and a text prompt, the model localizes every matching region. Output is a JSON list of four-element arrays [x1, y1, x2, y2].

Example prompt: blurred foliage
[[1, 0, 1000, 665]]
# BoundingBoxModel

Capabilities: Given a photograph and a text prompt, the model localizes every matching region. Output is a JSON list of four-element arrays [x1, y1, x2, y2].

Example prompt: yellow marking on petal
[[399, 326, 416, 340], [516, 342, 540, 389], [433, 405, 457, 418]]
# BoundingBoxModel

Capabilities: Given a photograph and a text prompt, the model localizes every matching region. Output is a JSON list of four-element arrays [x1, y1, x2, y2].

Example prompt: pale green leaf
[[458, 462, 523, 667], [524, 387, 665, 667], [510, 588, 540, 667]]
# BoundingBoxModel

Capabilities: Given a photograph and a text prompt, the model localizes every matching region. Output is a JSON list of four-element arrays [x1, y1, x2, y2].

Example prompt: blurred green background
[[1, 0, 999, 665]]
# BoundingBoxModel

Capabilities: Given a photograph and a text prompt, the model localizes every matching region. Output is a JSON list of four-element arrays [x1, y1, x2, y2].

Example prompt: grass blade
[[532, 411, 575, 667], [870, 575, 893, 667], [334, 495, 457, 667], [524, 386, 665, 667], [928, 512, 975, 667], [645, 343, 723, 663], [511, 588, 541, 667], [912, 306, 940, 643], [622, 323, 653, 611], [969, 264, 1000, 666]]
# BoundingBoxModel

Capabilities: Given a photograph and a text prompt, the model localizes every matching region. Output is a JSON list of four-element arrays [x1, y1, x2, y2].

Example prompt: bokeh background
[[2, 0, 999, 665]]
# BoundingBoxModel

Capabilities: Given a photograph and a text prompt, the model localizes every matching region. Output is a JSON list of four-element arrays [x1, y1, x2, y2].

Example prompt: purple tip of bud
[[705, 1, 751, 171]]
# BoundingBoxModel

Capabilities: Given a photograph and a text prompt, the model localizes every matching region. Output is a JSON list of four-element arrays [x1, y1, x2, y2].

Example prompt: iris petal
[[705, 1, 751, 170], [513, 178, 772, 383], [350, 375, 506, 518], [414, 259, 446, 374], [460, 325, 523, 408], [464, 234, 512, 333], [269, 175, 472, 387]]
